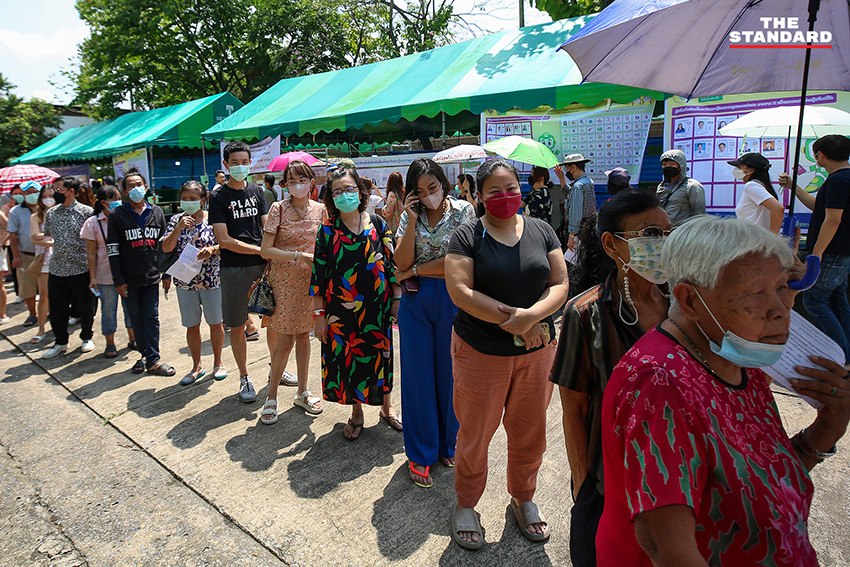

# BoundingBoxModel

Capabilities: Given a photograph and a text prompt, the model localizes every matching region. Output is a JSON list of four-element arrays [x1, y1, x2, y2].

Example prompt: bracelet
[[412, 264, 418, 276], [793, 427, 836, 463], [392, 297, 401, 301]]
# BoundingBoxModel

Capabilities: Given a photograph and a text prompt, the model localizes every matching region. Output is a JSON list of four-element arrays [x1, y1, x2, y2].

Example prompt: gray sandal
[[452, 506, 485, 550], [510, 499, 549, 542]]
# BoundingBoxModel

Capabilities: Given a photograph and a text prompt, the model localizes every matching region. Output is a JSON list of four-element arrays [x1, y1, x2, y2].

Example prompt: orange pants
[[451, 331, 555, 508]]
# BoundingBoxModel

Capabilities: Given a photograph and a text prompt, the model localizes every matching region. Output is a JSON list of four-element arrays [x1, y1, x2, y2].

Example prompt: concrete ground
[[0, 283, 848, 566]]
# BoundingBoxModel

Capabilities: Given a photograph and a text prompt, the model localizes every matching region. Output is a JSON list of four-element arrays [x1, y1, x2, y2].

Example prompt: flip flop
[[343, 418, 364, 441], [379, 411, 403, 431], [30, 334, 46, 344], [510, 499, 549, 542], [440, 456, 455, 468], [148, 363, 176, 376], [452, 507, 485, 550], [245, 330, 260, 341], [409, 462, 432, 488]]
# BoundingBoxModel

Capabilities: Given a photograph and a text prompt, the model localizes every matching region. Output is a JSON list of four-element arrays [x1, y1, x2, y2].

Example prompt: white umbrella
[[432, 144, 493, 164], [719, 106, 850, 139]]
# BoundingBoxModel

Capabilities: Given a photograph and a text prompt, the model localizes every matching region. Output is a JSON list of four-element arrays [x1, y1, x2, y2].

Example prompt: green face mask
[[12, 194, 24, 204], [333, 191, 361, 213], [180, 200, 202, 214], [228, 165, 251, 182], [25, 193, 40, 205]]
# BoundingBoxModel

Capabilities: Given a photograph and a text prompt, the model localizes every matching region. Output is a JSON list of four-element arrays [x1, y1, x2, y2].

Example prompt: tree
[[534, 0, 613, 20], [0, 74, 62, 166], [68, 0, 467, 119]]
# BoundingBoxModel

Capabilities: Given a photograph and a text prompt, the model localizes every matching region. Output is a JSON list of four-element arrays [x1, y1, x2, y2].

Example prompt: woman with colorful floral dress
[[311, 165, 402, 441]]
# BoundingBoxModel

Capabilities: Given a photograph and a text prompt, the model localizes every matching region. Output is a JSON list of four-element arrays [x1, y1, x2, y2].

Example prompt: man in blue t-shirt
[[781, 134, 850, 363]]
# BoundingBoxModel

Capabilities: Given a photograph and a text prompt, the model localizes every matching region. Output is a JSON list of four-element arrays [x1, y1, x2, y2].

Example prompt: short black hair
[[264, 173, 275, 186], [180, 180, 207, 199], [61, 176, 80, 193], [121, 167, 147, 191], [812, 135, 850, 162], [223, 140, 251, 162], [215, 170, 226, 177], [102, 175, 116, 186], [476, 158, 519, 192]]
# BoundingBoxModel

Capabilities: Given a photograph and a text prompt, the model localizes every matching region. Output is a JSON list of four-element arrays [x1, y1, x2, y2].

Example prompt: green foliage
[[534, 0, 613, 20], [0, 74, 62, 166], [68, 0, 460, 119]]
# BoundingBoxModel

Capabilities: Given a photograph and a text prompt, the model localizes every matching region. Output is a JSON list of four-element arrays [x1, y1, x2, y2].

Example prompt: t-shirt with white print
[[208, 181, 269, 267]]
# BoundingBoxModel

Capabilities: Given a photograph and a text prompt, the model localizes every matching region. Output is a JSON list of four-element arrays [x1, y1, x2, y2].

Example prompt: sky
[[0, 0, 552, 106]]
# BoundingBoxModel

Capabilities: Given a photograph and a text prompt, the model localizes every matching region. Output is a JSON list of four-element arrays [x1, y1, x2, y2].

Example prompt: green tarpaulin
[[203, 16, 664, 142], [14, 92, 243, 165]]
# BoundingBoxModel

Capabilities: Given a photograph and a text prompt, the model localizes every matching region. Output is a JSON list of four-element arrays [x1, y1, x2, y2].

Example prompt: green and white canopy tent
[[13, 92, 243, 165], [203, 16, 664, 145]]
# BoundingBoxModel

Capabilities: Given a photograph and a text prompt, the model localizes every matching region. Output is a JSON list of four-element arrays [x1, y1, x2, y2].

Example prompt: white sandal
[[260, 398, 278, 425], [293, 390, 323, 414]]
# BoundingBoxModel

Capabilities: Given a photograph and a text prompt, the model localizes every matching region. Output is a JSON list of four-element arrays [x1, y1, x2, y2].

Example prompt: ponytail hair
[[750, 167, 779, 200], [93, 185, 121, 217]]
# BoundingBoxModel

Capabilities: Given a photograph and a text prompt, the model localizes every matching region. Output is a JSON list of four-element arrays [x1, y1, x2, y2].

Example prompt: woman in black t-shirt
[[444, 158, 569, 550]]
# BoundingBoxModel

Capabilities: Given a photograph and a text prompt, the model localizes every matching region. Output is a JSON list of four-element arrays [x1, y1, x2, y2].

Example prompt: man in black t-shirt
[[781, 134, 850, 364], [209, 140, 269, 403]]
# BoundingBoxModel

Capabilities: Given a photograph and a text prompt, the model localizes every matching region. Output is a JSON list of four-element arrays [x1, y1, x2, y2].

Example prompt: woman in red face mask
[[443, 158, 570, 550]]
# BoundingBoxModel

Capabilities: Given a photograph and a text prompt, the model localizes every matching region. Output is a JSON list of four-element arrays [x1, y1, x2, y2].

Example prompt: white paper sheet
[[166, 243, 203, 283], [764, 310, 845, 408]]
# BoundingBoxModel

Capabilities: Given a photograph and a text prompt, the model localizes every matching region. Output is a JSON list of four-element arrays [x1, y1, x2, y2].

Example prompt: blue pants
[[99, 283, 132, 337], [126, 284, 160, 369], [398, 277, 459, 466], [802, 253, 850, 364]]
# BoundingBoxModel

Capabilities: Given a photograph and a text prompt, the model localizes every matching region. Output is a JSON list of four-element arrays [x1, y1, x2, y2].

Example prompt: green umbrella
[[482, 135, 560, 169]]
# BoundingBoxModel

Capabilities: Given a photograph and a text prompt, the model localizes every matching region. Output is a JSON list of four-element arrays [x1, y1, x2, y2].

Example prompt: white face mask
[[732, 167, 748, 181], [289, 182, 310, 199], [421, 192, 443, 210], [41, 197, 55, 207]]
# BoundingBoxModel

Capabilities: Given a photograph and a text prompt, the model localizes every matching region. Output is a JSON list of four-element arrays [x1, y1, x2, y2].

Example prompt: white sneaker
[[80, 340, 95, 353], [68, 317, 80, 325], [42, 344, 68, 359], [12, 296, 24, 305], [0, 316, 10, 324], [280, 370, 298, 386]]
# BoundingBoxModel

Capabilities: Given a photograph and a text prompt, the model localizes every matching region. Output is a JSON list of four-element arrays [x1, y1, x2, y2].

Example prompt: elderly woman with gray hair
[[596, 215, 850, 567]]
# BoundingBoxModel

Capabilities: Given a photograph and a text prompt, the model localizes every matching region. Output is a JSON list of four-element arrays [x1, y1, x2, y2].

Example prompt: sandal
[[441, 456, 455, 468], [212, 366, 227, 381], [409, 462, 432, 488], [245, 330, 260, 341], [293, 390, 323, 414], [260, 398, 278, 425], [30, 334, 46, 344], [379, 411, 403, 431], [180, 368, 206, 386], [131, 358, 145, 374], [104, 344, 118, 358], [510, 499, 549, 542], [343, 418, 364, 441], [23, 315, 37, 327], [148, 363, 176, 376], [452, 506, 485, 550]]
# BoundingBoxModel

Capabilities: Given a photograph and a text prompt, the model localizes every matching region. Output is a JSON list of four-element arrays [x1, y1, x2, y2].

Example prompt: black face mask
[[565, 169, 575, 181], [53, 191, 67, 205], [527, 175, 535, 186], [662, 166, 680, 181]]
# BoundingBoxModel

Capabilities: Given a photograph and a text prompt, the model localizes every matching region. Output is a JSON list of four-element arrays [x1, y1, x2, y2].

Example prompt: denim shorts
[[176, 287, 223, 328]]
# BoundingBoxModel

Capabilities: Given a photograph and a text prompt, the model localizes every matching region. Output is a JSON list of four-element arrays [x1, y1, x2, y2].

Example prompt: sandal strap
[[409, 462, 430, 479], [453, 508, 482, 535], [262, 398, 278, 409]]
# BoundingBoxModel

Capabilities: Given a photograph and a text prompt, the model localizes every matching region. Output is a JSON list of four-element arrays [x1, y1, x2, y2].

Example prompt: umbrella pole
[[201, 138, 208, 183], [441, 111, 447, 150], [788, 0, 821, 218]]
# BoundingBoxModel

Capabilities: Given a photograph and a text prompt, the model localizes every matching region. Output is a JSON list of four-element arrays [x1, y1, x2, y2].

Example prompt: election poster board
[[480, 99, 655, 185], [113, 148, 150, 183], [351, 152, 459, 189], [220, 135, 281, 174], [664, 90, 850, 226]]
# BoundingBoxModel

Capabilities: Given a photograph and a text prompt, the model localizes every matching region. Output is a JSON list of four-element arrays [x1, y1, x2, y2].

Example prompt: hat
[[605, 167, 631, 187], [560, 153, 592, 165], [20, 180, 42, 192], [329, 158, 357, 172], [728, 152, 770, 170]]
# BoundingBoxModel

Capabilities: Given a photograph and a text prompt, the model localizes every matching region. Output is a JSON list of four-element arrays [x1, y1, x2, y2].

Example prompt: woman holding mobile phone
[[394, 157, 475, 488]]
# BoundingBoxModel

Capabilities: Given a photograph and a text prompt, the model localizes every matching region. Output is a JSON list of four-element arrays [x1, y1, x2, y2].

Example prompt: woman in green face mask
[[161, 180, 225, 386], [311, 166, 403, 441]]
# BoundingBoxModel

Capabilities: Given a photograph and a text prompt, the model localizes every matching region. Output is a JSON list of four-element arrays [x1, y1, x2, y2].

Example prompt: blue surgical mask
[[12, 194, 24, 204], [128, 187, 147, 203], [228, 165, 251, 182], [108, 200, 122, 210], [180, 200, 202, 214], [694, 289, 786, 368], [333, 191, 361, 214], [24, 193, 40, 205]]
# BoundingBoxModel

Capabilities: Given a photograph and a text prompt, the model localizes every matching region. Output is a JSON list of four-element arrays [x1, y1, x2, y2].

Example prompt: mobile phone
[[91, 288, 101, 298]]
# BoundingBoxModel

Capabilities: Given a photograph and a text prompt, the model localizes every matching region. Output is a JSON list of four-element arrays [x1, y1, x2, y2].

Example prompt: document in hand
[[764, 309, 845, 409], [166, 243, 203, 283]]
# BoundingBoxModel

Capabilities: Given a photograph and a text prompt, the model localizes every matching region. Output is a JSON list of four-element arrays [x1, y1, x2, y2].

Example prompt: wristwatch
[[412, 265, 418, 276]]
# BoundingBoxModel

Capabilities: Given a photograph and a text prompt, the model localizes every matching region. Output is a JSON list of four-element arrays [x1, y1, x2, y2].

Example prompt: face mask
[[693, 289, 786, 368], [228, 165, 250, 182], [108, 200, 122, 210], [565, 170, 574, 182], [180, 200, 202, 214], [128, 187, 146, 203], [41, 197, 55, 207], [25, 193, 40, 205], [289, 182, 310, 199], [421, 192, 443, 210], [662, 166, 680, 181], [53, 192, 67, 205], [12, 194, 24, 204], [484, 192, 522, 219], [333, 191, 361, 214], [732, 167, 748, 181], [619, 236, 667, 284]]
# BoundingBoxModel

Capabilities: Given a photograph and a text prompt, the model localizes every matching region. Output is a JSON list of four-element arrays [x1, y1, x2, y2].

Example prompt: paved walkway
[[0, 284, 848, 566]]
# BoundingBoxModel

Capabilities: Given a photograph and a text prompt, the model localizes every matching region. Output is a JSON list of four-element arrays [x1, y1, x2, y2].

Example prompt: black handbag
[[247, 265, 275, 316]]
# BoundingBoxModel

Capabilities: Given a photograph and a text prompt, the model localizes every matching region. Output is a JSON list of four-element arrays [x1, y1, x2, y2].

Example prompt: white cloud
[[0, 26, 87, 64], [27, 89, 59, 102]]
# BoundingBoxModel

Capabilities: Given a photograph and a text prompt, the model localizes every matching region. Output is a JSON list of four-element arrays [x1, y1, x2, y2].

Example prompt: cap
[[560, 153, 592, 165], [727, 152, 770, 170], [329, 158, 357, 172], [20, 180, 42, 192], [605, 167, 631, 186]]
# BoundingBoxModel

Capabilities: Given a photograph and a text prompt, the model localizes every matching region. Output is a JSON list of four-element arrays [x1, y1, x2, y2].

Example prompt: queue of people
[[1, 134, 849, 565]]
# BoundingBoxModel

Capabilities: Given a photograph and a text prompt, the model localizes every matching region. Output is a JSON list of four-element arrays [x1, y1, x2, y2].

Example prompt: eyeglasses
[[331, 186, 359, 197], [614, 226, 673, 241]]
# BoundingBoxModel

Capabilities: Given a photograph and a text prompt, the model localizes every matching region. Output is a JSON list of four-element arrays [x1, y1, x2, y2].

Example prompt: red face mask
[[484, 191, 522, 219]]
